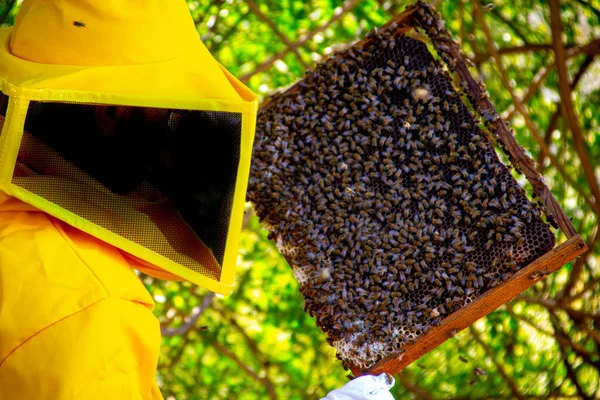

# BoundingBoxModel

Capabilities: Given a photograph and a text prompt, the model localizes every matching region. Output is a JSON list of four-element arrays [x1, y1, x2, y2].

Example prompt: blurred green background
[[2, 0, 598, 398]]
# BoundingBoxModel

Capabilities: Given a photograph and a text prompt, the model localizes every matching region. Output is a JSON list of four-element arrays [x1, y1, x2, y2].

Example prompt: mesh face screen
[[248, 34, 555, 368], [0, 93, 8, 136], [13, 101, 242, 279]]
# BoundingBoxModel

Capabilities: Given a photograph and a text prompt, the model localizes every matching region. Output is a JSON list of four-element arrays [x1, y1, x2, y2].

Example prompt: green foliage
[[0, 0, 18, 26], [2, 0, 599, 398]]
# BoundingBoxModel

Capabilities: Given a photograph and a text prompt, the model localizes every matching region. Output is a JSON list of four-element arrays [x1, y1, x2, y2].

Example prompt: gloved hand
[[321, 373, 395, 400]]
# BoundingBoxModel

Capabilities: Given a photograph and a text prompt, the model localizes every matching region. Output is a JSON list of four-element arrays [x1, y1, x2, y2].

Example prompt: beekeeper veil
[[0, 0, 257, 294]]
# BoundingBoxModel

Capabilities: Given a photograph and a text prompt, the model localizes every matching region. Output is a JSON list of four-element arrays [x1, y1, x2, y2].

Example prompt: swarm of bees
[[247, 2, 555, 369]]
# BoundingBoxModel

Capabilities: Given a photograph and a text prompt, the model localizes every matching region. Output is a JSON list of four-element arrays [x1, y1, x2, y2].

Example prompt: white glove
[[321, 373, 395, 400]]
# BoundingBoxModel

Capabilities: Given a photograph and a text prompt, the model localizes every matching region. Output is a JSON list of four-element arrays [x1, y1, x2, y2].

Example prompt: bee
[[448, 328, 460, 338], [528, 269, 551, 280]]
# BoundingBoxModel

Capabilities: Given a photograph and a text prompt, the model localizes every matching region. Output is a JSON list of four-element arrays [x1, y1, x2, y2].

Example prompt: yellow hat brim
[[0, 27, 256, 112]]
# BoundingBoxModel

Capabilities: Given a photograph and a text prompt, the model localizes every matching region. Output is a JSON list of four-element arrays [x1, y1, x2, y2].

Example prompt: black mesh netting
[[248, 32, 555, 369], [13, 101, 242, 279], [0, 92, 8, 135]]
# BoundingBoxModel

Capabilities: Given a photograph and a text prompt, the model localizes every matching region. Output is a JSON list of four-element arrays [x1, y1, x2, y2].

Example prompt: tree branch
[[240, 0, 361, 82], [502, 37, 600, 122], [474, 35, 600, 65], [472, 43, 554, 64], [551, 313, 600, 370], [549, 313, 593, 400], [561, 223, 599, 298], [508, 55, 598, 213], [537, 56, 594, 168], [458, 1, 466, 46], [506, 308, 555, 338], [215, 306, 267, 367], [509, 306, 600, 376], [161, 292, 215, 337], [577, 37, 600, 57], [573, 0, 600, 21], [502, 63, 554, 121], [549, 0, 600, 216], [548, 359, 569, 397], [518, 296, 600, 323], [489, 7, 529, 43], [567, 275, 600, 302], [469, 326, 525, 400], [245, 0, 309, 70], [211, 339, 278, 400], [212, 304, 286, 398], [396, 370, 434, 400], [575, 319, 600, 347], [162, 329, 193, 369], [473, 0, 600, 217]]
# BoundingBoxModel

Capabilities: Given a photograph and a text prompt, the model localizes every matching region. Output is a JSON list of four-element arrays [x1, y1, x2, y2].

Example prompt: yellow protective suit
[[0, 191, 164, 399]]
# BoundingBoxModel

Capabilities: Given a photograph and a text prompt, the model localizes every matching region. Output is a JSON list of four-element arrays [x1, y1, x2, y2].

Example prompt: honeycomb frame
[[251, 1, 587, 376]]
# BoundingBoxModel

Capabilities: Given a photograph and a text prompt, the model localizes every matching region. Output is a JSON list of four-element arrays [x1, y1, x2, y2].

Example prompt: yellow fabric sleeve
[[0, 298, 163, 400], [0, 194, 164, 399]]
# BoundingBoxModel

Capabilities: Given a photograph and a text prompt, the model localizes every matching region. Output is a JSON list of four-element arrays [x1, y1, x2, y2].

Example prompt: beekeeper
[[0, 1, 394, 399]]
